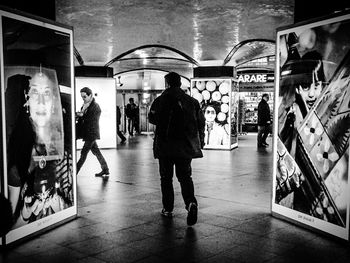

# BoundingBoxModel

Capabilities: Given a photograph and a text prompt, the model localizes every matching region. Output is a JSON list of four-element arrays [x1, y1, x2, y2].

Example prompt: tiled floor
[[2, 134, 350, 262]]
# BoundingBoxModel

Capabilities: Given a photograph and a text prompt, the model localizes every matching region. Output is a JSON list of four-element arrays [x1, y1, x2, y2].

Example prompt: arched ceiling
[[56, 0, 294, 78]]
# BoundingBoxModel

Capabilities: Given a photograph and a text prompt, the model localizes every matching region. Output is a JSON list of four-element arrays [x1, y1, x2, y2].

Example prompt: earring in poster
[[38, 156, 47, 169]]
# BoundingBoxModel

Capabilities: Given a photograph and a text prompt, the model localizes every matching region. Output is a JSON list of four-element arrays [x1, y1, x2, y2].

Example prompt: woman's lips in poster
[[35, 111, 47, 116], [306, 99, 316, 108]]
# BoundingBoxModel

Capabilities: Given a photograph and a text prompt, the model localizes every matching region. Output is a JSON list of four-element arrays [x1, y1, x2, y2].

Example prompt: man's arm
[[148, 98, 159, 125], [196, 101, 205, 148]]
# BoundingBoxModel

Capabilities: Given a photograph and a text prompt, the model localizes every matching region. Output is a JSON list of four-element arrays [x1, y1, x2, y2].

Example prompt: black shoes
[[258, 142, 269, 147], [95, 169, 109, 177], [161, 209, 173, 218], [187, 203, 198, 226]]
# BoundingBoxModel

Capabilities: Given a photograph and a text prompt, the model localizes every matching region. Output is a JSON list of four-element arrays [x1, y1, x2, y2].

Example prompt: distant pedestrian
[[257, 93, 272, 147], [149, 72, 205, 226], [125, 98, 138, 136], [116, 106, 126, 143], [76, 87, 109, 180]]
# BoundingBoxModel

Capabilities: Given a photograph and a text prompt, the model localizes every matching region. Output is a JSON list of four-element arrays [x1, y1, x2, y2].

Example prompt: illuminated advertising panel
[[191, 78, 238, 150], [272, 11, 350, 240], [0, 8, 77, 245], [75, 77, 117, 149]]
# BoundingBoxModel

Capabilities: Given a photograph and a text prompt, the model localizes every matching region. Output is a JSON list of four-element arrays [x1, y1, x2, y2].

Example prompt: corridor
[[2, 134, 350, 263]]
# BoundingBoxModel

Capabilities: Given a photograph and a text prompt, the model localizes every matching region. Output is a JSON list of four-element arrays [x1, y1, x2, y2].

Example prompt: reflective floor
[[2, 134, 350, 263]]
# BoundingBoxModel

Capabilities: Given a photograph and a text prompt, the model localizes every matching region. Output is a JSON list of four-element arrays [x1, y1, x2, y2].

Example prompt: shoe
[[161, 209, 173, 218], [262, 142, 269, 146], [95, 170, 109, 177], [257, 144, 267, 148], [121, 139, 126, 143], [102, 174, 109, 181], [187, 203, 198, 226]]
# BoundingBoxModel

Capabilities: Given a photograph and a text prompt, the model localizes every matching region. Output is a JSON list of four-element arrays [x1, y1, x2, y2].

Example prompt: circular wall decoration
[[202, 90, 210, 100], [217, 112, 226, 122], [222, 95, 229, 103], [212, 91, 222, 101], [196, 81, 205, 91], [193, 92, 203, 103], [191, 88, 199, 95], [206, 81, 216, 92], [221, 103, 229, 113], [219, 82, 229, 94]]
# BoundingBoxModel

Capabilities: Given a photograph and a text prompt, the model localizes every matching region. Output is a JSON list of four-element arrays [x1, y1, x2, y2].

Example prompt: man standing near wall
[[257, 93, 272, 147], [125, 98, 137, 136]]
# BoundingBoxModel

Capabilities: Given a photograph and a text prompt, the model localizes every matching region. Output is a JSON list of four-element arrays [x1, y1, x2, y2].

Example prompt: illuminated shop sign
[[238, 73, 274, 83]]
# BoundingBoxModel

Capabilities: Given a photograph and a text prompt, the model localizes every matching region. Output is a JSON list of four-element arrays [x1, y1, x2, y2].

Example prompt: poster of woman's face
[[273, 12, 350, 240], [191, 79, 238, 149], [1, 10, 76, 244]]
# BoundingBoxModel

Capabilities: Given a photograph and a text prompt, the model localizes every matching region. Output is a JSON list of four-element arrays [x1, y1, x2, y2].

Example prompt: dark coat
[[79, 98, 101, 141], [257, 99, 271, 126], [149, 87, 205, 159], [125, 102, 137, 119], [116, 106, 122, 125]]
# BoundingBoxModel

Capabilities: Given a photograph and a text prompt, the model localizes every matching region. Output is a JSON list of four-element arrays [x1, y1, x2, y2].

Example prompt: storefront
[[237, 69, 274, 132]]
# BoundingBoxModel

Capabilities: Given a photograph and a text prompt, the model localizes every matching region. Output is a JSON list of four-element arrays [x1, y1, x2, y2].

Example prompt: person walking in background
[[125, 97, 137, 136], [149, 72, 205, 226], [257, 93, 272, 148], [116, 105, 126, 143], [76, 87, 109, 180]]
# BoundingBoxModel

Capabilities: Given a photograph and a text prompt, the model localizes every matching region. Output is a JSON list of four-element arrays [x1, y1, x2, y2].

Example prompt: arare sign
[[237, 73, 274, 83]]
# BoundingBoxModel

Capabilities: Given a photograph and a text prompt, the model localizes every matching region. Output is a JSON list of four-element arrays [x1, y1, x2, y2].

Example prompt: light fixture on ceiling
[[116, 76, 123, 87]]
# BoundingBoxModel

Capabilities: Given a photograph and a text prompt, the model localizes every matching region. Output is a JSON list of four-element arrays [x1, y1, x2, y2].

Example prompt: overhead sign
[[238, 73, 274, 83]]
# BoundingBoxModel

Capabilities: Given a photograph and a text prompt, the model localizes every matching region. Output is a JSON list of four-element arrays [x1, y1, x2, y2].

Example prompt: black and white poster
[[191, 78, 238, 150], [0, 9, 77, 245], [272, 11, 350, 240]]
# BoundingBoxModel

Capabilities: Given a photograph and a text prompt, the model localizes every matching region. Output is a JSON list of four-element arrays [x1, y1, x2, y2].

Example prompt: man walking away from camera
[[149, 72, 205, 226]]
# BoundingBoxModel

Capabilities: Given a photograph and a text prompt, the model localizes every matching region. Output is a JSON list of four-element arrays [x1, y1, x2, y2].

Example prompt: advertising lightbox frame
[[191, 77, 239, 150], [0, 7, 77, 245], [75, 77, 117, 150], [272, 11, 350, 241]]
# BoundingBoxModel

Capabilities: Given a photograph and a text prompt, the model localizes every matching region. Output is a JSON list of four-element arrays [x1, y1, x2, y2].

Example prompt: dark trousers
[[117, 125, 126, 142], [257, 124, 271, 146], [158, 158, 197, 212], [77, 140, 108, 174], [128, 118, 135, 135]]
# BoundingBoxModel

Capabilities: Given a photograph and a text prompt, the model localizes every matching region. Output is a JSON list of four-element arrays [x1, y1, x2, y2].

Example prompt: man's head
[[129, 98, 134, 103], [262, 93, 269, 102], [80, 87, 93, 104], [164, 72, 181, 89]]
